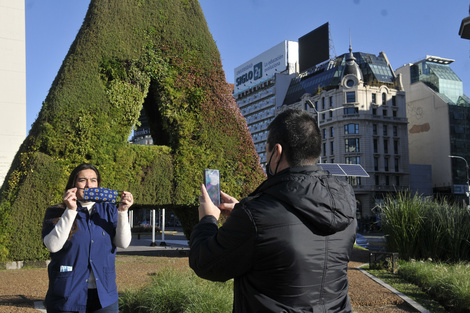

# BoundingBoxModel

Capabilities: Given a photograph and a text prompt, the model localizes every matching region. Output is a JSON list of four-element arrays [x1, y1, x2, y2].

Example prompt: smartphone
[[203, 169, 221, 206]]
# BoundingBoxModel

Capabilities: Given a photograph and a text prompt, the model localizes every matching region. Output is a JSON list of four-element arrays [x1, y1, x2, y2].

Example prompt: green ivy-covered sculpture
[[0, 0, 264, 261]]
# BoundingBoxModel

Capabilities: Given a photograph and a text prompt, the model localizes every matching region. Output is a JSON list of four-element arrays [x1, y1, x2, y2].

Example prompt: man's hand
[[198, 184, 221, 221], [219, 191, 239, 216]]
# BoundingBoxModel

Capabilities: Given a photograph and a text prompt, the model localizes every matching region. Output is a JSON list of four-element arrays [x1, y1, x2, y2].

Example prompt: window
[[346, 79, 355, 87], [392, 96, 397, 106], [322, 98, 325, 110], [329, 110, 333, 118], [374, 157, 379, 171], [384, 139, 389, 154], [322, 128, 326, 139], [330, 141, 334, 154], [395, 176, 400, 186], [345, 123, 359, 134], [382, 93, 387, 105], [345, 138, 360, 152], [346, 156, 360, 164], [373, 139, 378, 153], [384, 158, 389, 172], [393, 125, 398, 137], [393, 110, 397, 117], [383, 109, 387, 117], [375, 175, 380, 185], [344, 107, 359, 115], [330, 127, 334, 137], [329, 96, 333, 107], [315, 101, 318, 111], [323, 143, 327, 156], [347, 176, 361, 186], [383, 125, 388, 136], [394, 140, 399, 154], [395, 158, 399, 172], [385, 176, 390, 185], [322, 113, 326, 121], [346, 92, 356, 103], [372, 108, 377, 115], [372, 93, 377, 104], [373, 124, 377, 135]]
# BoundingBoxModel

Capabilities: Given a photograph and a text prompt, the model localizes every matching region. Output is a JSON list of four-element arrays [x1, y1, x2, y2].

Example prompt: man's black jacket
[[190, 165, 357, 313]]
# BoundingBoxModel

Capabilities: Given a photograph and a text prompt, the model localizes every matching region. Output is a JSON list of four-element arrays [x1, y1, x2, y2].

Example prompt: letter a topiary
[[0, 0, 265, 261]]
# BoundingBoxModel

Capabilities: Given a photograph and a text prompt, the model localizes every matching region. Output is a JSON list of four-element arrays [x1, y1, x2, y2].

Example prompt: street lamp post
[[449, 155, 470, 207]]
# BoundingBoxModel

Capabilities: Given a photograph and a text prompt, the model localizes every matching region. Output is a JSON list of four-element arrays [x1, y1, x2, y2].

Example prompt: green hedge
[[0, 0, 264, 261]]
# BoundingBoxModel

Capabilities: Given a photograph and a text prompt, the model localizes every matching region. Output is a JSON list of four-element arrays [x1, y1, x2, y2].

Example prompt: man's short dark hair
[[267, 109, 321, 166]]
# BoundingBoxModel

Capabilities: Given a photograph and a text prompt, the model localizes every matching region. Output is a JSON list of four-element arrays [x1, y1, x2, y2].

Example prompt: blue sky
[[26, 0, 470, 133]]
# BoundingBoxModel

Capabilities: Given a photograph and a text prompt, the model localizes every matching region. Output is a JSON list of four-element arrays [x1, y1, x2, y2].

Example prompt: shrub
[[119, 269, 233, 313], [380, 192, 470, 261]]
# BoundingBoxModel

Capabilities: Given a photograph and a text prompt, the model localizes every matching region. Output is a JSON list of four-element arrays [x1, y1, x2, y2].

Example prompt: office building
[[282, 46, 410, 219], [0, 2, 26, 185], [396, 56, 470, 200], [130, 108, 153, 145], [233, 41, 299, 168]]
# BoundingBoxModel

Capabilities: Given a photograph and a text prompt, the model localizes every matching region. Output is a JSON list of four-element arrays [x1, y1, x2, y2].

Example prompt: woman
[[42, 163, 133, 313]]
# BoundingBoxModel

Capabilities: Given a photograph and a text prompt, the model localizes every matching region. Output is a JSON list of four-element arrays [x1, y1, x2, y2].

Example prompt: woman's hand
[[118, 191, 134, 212], [63, 188, 78, 211]]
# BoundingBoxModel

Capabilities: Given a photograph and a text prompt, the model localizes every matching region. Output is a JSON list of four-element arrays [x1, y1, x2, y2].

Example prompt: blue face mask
[[83, 187, 119, 203]]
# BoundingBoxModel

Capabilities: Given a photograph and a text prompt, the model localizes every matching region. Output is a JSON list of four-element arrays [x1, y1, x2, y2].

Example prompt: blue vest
[[42, 202, 118, 311]]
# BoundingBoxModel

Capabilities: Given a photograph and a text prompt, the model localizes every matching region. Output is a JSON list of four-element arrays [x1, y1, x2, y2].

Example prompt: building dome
[[342, 44, 363, 81]]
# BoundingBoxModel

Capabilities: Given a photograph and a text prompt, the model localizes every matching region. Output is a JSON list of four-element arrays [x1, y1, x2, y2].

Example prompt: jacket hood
[[252, 165, 356, 235]]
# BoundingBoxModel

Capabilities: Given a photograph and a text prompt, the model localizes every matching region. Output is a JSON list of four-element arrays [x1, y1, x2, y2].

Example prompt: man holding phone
[[189, 109, 357, 313]]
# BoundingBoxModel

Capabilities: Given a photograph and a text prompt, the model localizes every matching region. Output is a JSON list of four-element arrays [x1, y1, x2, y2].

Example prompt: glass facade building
[[396, 56, 470, 199]]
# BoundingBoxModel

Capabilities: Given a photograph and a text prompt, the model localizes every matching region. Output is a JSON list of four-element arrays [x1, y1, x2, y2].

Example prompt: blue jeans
[[47, 289, 119, 313]]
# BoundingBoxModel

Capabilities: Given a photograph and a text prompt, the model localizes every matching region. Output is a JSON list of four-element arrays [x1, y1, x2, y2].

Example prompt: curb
[[1, 259, 50, 270], [358, 264, 431, 313], [34, 301, 46, 312]]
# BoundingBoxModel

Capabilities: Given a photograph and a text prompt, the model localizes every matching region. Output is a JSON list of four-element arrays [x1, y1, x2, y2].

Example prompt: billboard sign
[[234, 41, 291, 93], [298, 22, 330, 73]]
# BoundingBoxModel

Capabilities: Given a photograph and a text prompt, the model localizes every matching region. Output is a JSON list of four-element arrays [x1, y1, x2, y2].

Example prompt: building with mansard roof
[[281, 45, 410, 221]]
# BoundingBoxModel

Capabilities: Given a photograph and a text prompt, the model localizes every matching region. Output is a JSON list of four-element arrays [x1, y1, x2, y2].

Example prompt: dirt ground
[[0, 248, 418, 313]]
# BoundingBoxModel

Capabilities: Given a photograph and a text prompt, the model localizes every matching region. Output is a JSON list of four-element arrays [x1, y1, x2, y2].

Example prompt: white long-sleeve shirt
[[43, 201, 132, 288]]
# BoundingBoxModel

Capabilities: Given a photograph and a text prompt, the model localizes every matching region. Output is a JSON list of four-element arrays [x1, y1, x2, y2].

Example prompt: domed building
[[281, 43, 410, 224]]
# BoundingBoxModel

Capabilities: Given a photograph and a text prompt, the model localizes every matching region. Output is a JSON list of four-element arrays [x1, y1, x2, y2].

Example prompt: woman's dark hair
[[65, 163, 101, 191], [267, 109, 321, 166], [47, 164, 102, 240]]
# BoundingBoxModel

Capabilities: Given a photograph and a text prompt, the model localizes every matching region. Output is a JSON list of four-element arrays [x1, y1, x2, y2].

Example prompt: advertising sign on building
[[233, 41, 297, 94]]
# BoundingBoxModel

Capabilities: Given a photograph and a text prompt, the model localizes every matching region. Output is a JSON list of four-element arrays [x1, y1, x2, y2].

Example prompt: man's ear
[[273, 143, 283, 162]]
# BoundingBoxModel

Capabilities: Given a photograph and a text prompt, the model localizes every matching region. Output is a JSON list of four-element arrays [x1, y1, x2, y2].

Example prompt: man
[[189, 109, 357, 312]]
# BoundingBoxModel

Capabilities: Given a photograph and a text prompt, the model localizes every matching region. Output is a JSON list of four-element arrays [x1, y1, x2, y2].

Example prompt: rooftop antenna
[[329, 23, 337, 60], [349, 29, 352, 53]]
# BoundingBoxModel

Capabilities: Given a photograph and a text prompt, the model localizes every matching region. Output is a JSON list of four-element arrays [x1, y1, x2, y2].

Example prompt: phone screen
[[203, 169, 220, 206]]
